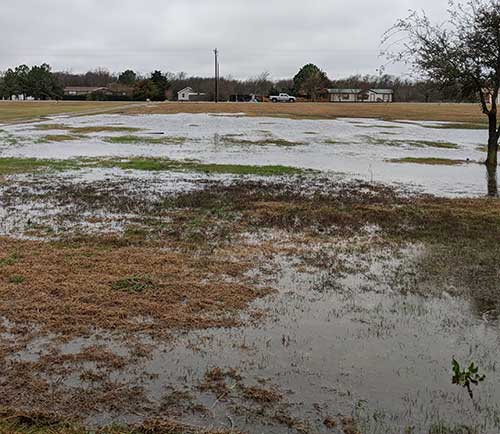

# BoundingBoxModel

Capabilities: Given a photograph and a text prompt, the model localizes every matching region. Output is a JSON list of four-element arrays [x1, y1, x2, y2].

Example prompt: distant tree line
[[0, 64, 63, 100], [0, 62, 478, 103]]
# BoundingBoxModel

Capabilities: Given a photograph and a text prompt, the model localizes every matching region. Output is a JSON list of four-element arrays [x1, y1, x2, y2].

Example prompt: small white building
[[9, 94, 34, 101], [328, 88, 394, 103], [177, 87, 207, 101]]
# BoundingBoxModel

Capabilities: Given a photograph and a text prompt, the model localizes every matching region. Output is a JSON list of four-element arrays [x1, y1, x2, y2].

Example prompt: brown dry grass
[[0, 100, 491, 124], [0, 409, 239, 433], [0, 236, 270, 340], [241, 386, 282, 404], [124, 102, 490, 123], [0, 176, 499, 431], [2, 178, 499, 343], [0, 101, 140, 123]]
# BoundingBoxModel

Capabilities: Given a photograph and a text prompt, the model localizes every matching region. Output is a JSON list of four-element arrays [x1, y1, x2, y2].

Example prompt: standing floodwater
[[0, 112, 499, 434], [0, 113, 492, 197]]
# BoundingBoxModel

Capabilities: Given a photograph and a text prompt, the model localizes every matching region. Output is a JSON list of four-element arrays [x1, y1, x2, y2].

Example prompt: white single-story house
[[64, 86, 109, 96], [177, 87, 207, 101], [328, 88, 394, 103]]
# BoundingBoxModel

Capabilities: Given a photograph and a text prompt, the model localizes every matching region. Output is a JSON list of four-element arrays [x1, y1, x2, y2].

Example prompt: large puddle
[[7, 245, 500, 433], [1, 113, 499, 433], [0, 113, 493, 197]]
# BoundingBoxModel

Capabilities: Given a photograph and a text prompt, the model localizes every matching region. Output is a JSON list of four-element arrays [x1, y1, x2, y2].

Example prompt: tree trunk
[[486, 112, 499, 168], [487, 164, 498, 197]]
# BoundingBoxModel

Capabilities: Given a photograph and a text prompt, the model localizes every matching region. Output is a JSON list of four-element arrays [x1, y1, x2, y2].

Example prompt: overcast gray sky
[[0, 0, 449, 79]]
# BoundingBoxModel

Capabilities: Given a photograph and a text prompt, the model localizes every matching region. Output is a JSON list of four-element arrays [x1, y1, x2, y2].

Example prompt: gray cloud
[[0, 0, 449, 79]]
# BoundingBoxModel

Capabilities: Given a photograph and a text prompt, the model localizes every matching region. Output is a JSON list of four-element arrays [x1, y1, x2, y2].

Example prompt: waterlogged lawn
[[220, 135, 305, 147], [1, 113, 493, 196], [100, 158, 306, 175], [0, 157, 81, 175], [1, 111, 500, 433], [103, 135, 187, 145], [1, 173, 500, 433], [38, 134, 84, 143], [389, 156, 469, 165], [360, 136, 460, 148], [0, 156, 306, 176]]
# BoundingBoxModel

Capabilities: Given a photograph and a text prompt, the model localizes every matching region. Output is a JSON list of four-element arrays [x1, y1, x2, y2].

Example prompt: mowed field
[[127, 101, 490, 123], [0, 100, 490, 124], [0, 100, 141, 122]]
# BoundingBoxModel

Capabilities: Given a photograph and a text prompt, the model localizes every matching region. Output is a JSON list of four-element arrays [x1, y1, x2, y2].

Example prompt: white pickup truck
[[270, 93, 296, 103]]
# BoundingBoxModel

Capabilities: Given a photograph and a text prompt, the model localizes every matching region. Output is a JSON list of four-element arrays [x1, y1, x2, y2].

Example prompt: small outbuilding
[[177, 87, 207, 101]]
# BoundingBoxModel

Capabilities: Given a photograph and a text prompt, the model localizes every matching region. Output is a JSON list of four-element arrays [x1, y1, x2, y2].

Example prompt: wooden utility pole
[[214, 48, 219, 103]]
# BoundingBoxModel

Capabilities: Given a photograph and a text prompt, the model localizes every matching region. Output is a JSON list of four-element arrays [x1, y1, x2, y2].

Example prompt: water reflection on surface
[[5, 248, 500, 433], [1, 113, 494, 198]]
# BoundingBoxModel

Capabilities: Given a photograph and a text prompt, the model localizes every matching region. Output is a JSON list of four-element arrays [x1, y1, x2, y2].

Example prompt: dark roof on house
[[328, 89, 362, 94], [370, 89, 394, 94], [328, 88, 394, 95], [64, 86, 107, 92]]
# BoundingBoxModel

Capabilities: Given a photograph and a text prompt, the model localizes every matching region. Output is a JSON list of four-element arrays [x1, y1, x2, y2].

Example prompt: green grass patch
[[0, 253, 19, 266], [8, 275, 25, 284], [388, 157, 466, 165], [103, 135, 186, 145], [112, 275, 156, 293], [0, 157, 81, 175], [0, 156, 306, 177], [99, 157, 306, 176]]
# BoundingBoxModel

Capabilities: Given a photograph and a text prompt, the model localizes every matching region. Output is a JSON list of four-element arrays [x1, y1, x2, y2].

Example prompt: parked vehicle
[[229, 94, 262, 102], [270, 93, 296, 103]]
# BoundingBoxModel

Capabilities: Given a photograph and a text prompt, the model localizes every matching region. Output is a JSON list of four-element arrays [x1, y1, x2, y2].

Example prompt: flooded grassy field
[[0, 111, 499, 434]]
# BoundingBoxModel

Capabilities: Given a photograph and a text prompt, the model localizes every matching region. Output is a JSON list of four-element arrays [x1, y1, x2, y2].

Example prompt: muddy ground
[[0, 113, 499, 434]]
